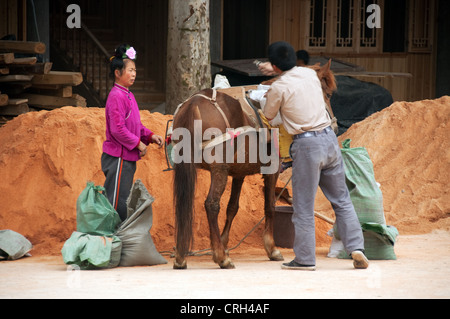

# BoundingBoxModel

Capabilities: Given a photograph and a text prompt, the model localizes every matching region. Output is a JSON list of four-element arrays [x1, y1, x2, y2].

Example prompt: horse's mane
[[308, 62, 337, 96], [260, 61, 337, 96]]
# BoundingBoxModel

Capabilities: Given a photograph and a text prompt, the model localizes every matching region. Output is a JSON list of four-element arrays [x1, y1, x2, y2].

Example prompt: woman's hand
[[138, 141, 148, 157], [151, 134, 164, 148]]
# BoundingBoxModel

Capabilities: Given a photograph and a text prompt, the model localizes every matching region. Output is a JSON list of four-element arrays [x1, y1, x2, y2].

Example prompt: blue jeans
[[289, 128, 364, 265]]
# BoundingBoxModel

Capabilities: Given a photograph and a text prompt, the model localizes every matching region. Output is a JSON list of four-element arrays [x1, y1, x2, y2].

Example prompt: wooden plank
[[0, 94, 8, 106], [30, 86, 72, 98], [32, 71, 83, 86], [12, 57, 37, 65], [212, 57, 365, 77], [7, 98, 28, 105], [0, 75, 33, 82], [0, 82, 32, 95], [8, 62, 52, 75], [18, 93, 87, 109], [0, 103, 29, 116], [0, 40, 46, 54], [0, 53, 14, 64], [334, 71, 413, 78]]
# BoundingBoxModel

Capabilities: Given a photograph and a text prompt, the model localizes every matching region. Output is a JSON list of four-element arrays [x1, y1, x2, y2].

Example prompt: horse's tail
[[173, 104, 200, 266], [174, 159, 196, 263]]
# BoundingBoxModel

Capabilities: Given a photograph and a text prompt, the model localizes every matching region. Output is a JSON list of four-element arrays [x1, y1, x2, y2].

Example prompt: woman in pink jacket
[[102, 44, 163, 221]]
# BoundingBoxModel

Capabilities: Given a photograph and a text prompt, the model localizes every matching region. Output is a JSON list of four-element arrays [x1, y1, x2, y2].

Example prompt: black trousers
[[101, 153, 136, 221]]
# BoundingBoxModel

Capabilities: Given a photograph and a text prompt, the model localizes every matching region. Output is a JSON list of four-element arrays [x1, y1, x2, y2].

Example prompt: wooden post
[[166, 0, 211, 114]]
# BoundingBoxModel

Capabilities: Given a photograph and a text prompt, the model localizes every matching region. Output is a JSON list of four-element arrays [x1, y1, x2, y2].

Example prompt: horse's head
[[309, 59, 337, 100]]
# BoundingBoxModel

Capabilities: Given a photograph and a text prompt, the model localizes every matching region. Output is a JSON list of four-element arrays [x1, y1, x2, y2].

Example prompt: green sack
[[0, 230, 33, 261], [115, 180, 167, 267], [335, 139, 386, 239], [333, 140, 399, 260], [76, 182, 122, 236], [61, 232, 122, 270], [338, 223, 399, 260]]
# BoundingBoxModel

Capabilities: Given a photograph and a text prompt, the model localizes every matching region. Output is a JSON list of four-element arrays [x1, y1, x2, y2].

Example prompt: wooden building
[[215, 0, 449, 102], [1, 0, 449, 110]]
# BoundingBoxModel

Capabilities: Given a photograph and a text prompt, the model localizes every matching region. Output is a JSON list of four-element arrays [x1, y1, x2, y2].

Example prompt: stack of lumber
[[0, 40, 85, 126]]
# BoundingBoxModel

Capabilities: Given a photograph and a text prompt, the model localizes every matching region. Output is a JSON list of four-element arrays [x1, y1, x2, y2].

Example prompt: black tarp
[[331, 76, 394, 135]]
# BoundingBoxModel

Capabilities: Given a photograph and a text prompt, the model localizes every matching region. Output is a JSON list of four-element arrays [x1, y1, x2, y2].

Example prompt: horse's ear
[[323, 59, 332, 72], [317, 59, 332, 77]]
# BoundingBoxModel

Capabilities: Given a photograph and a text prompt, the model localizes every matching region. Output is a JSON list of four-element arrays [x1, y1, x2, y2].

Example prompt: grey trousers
[[101, 153, 136, 221], [290, 128, 364, 265]]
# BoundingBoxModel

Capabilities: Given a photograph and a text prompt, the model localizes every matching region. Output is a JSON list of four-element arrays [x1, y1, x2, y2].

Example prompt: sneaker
[[281, 260, 316, 271], [351, 250, 369, 269]]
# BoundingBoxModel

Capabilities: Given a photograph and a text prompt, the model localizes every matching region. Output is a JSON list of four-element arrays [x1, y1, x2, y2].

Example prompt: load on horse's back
[[167, 60, 337, 269]]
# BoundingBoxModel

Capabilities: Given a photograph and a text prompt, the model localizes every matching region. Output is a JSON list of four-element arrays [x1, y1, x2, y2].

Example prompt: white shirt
[[264, 67, 331, 135]]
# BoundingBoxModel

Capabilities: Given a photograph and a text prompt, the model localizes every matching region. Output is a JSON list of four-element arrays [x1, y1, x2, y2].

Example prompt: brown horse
[[171, 60, 336, 269]]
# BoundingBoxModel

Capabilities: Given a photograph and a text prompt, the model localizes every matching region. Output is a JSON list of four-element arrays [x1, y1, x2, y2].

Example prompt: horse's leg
[[263, 173, 284, 261], [221, 177, 245, 250], [205, 167, 235, 269]]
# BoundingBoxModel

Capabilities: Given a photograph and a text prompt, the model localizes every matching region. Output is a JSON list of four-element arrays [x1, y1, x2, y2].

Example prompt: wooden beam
[[12, 57, 37, 65], [32, 71, 83, 86], [7, 98, 29, 105], [0, 40, 46, 54], [0, 94, 8, 106], [0, 75, 34, 82], [19, 93, 87, 109], [334, 71, 413, 78], [0, 82, 32, 95], [0, 103, 30, 116], [8, 62, 53, 75], [30, 86, 72, 98], [0, 53, 14, 64]]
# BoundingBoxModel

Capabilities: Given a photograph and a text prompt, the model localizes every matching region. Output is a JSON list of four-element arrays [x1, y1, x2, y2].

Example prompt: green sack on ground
[[61, 232, 122, 270], [337, 223, 399, 260], [0, 230, 33, 261], [334, 139, 386, 240], [76, 182, 122, 236], [115, 180, 167, 267], [332, 139, 399, 260]]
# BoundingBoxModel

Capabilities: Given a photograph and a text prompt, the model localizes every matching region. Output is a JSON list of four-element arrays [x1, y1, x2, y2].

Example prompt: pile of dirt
[[315, 96, 450, 234], [0, 96, 448, 257], [0, 106, 330, 256]]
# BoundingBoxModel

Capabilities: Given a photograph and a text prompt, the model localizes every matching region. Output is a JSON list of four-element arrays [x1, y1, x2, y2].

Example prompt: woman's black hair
[[268, 41, 296, 72], [109, 44, 134, 79]]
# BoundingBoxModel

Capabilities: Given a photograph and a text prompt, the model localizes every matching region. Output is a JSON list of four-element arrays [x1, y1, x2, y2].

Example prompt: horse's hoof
[[269, 249, 284, 261], [219, 258, 235, 269], [173, 260, 187, 269]]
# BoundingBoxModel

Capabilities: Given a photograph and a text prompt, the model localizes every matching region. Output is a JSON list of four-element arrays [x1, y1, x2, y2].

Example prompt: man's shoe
[[281, 260, 316, 271], [351, 250, 369, 269]]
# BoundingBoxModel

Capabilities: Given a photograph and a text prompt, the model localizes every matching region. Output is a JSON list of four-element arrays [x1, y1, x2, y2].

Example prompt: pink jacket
[[103, 83, 153, 161]]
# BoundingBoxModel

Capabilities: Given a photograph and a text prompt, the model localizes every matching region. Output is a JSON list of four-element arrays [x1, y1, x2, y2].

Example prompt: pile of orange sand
[[0, 106, 328, 256], [315, 96, 450, 234], [0, 96, 448, 256]]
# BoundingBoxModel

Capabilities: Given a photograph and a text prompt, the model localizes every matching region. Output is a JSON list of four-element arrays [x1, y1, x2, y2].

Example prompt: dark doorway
[[222, 0, 269, 60]]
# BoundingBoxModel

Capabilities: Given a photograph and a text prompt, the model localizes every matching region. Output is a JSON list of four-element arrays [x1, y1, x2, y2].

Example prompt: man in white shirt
[[261, 42, 368, 270]]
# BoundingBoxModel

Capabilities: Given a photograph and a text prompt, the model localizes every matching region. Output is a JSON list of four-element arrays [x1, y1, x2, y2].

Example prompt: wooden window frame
[[408, 0, 435, 52], [304, 0, 385, 54]]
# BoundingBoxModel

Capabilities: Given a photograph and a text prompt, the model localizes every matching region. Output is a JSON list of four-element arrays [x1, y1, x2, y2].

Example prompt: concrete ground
[[1, 231, 449, 301]]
